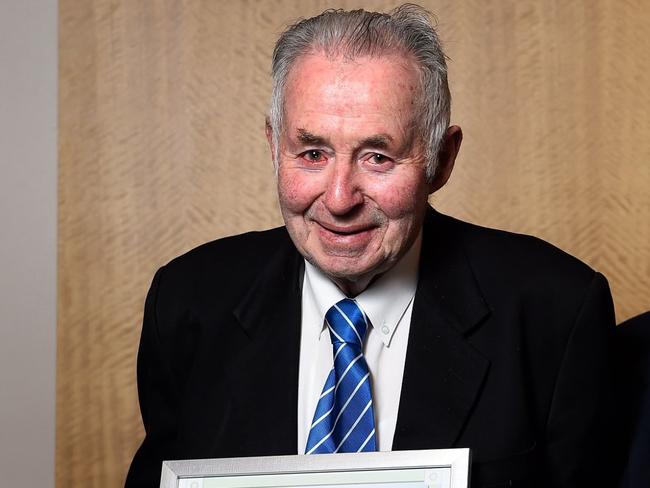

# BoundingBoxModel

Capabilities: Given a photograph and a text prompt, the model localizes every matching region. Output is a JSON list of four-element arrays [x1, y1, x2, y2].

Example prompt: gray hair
[[268, 3, 451, 181]]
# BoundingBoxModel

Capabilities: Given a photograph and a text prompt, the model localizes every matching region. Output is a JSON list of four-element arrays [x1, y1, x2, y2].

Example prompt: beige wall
[[1, 1, 57, 486], [58, 1, 650, 486]]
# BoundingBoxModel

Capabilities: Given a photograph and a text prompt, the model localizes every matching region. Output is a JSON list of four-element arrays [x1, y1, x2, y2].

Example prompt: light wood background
[[58, 1, 650, 486]]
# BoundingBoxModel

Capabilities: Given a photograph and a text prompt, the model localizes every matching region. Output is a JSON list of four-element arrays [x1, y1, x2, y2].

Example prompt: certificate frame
[[160, 448, 470, 488]]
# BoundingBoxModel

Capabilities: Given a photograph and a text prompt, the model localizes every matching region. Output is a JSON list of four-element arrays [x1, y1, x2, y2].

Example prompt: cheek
[[371, 178, 428, 219], [277, 169, 319, 213]]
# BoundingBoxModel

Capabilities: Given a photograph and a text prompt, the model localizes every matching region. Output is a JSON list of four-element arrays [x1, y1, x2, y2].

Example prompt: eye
[[365, 153, 394, 167], [300, 150, 326, 163], [361, 152, 395, 172], [369, 153, 388, 164]]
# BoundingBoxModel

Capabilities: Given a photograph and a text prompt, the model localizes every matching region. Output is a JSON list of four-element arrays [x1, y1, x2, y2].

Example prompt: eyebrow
[[359, 134, 393, 150], [296, 129, 394, 150], [296, 129, 330, 146]]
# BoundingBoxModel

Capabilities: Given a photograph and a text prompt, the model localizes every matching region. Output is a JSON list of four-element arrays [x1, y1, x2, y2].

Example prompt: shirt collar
[[303, 230, 421, 347]]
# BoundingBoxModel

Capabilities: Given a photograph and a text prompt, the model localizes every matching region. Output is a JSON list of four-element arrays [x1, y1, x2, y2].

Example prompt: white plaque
[[160, 449, 470, 488]]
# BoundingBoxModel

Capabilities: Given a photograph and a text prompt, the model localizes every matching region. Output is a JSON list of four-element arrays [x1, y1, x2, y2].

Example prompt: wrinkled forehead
[[282, 51, 424, 138], [285, 45, 422, 86]]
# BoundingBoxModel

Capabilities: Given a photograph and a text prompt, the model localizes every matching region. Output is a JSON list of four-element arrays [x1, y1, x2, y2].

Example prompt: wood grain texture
[[58, 1, 650, 486]]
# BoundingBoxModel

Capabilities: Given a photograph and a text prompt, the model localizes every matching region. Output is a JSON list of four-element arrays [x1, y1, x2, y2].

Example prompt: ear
[[429, 125, 462, 193], [265, 117, 276, 164]]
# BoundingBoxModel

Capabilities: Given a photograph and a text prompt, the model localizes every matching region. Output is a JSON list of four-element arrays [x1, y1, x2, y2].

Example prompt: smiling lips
[[317, 221, 374, 235], [314, 220, 378, 249]]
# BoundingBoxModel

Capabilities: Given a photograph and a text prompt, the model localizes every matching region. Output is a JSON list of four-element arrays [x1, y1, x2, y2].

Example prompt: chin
[[312, 253, 384, 281]]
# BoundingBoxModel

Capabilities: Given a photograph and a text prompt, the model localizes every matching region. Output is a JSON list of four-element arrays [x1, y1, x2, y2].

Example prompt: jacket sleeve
[[544, 272, 620, 487]]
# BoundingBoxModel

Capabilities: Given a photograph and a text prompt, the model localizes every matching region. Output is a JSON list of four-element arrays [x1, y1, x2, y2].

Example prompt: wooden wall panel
[[58, 1, 650, 486], [434, 0, 650, 322]]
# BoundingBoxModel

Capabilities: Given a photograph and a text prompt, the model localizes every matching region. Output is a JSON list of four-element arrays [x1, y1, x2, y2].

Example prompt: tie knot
[[325, 298, 368, 347]]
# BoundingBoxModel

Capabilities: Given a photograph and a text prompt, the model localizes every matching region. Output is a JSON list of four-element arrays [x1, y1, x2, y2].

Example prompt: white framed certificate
[[160, 448, 470, 488]]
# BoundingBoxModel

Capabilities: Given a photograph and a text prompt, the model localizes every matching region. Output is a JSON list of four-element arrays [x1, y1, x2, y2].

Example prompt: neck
[[331, 275, 376, 298]]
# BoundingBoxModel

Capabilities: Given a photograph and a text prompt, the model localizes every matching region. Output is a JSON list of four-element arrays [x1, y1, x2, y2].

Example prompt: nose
[[322, 160, 364, 216]]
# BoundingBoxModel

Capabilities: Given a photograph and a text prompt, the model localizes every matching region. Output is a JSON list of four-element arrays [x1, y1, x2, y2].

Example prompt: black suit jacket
[[615, 311, 650, 487], [126, 209, 618, 487]]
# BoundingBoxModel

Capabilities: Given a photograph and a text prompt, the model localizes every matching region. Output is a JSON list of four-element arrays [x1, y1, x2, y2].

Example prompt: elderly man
[[126, 5, 617, 487]]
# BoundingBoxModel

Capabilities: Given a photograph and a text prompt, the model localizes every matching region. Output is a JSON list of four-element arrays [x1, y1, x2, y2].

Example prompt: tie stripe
[[334, 398, 373, 452], [358, 428, 376, 452], [333, 303, 363, 343], [326, 321, 346, 344], [305, 298, 377, 454]]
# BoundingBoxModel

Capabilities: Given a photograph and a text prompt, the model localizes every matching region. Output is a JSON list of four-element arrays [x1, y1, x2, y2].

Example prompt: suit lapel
[[226, 233, 304, 455], [393, 209, 491, 450]]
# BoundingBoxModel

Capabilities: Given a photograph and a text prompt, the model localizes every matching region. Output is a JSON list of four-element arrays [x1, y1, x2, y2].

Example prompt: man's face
[[272, 53, 434, 295]]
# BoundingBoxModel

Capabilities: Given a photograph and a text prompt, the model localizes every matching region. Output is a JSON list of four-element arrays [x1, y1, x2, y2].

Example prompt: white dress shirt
[[297, 232, 422, 453]]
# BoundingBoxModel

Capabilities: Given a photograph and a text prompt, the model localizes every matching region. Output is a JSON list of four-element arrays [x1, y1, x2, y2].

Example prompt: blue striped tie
[[305, 298, 377, 454]]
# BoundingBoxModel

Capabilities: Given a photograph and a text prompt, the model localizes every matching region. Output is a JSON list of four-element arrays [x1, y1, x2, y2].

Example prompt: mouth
[[315, 221, 375, 236], [311, 220, 379, 254], [304, 217, 383, 259]]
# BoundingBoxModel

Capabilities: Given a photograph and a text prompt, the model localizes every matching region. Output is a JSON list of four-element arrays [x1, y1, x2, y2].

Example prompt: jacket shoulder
[[165, 226, 291, 274], [150, 226, 295, 309], [439, 213, 597, 288]]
